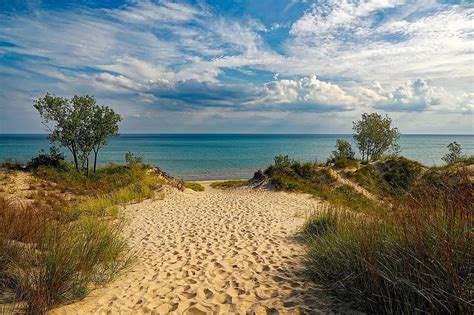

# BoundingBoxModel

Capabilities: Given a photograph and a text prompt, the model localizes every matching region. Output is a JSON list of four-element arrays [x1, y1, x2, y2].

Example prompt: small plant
[[125, 151, 144, 166], [442, 142, 464, 164]]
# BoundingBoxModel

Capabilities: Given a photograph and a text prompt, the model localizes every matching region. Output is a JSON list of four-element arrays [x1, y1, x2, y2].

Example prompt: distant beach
[[1, 134, 473, 180]]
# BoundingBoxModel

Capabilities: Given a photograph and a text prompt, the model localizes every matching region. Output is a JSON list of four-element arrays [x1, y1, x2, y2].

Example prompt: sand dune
[[50, 185, 331, 314]]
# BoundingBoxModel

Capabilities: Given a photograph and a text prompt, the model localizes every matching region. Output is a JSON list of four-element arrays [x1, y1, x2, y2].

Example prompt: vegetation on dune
[[183, 182, 205, 191], [210, 180, 247, 190], [0, 161, 167, 313], [271, 112, 474, 314], [265, 155, 384, 214], [303, 172, 473, 314]]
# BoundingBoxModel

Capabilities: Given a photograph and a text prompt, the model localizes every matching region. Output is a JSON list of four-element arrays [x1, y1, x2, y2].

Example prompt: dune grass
[[210, 180, 247, 190], [265, 157, 384, 214], [0, 163, 164, 313], [302, 166, 472, 314], [183, 182, 205, 191]]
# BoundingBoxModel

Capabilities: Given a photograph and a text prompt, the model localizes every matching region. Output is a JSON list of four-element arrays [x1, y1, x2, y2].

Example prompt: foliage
[[441, 142, 464, 164], [210, 180, 247, 190], [353, 112, 400, 162], [125, 151, 144, 166], [183, 182, 205, 191], [304, 175, 472, 314], [26, 146, 65, 170], [33, 93, 121, 173], [329, 139, 355, 161]]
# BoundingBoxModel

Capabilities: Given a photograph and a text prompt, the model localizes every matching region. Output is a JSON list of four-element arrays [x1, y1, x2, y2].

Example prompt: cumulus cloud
[[260, 75, 355, 111], [358, 79, 473, 113]]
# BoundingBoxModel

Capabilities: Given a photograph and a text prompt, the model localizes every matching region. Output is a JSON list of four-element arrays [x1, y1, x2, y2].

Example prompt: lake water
[[0, 134, 473, 180]]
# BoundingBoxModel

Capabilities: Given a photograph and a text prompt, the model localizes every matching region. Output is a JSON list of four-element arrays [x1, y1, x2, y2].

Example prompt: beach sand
[[50, 184, 331, 314]]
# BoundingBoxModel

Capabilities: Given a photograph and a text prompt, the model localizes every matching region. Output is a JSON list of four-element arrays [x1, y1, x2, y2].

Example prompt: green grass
[[302, 166, 472, 314], [183, 182, 205, 191], [210, 180, 247, 190]]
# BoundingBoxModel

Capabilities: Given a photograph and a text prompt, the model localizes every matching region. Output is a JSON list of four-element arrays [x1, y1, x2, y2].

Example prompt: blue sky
[[0, 0, 472, 133]]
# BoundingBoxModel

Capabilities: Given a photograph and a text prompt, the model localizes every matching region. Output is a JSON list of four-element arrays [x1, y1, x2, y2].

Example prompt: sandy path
[[51, 187, 330, 314]]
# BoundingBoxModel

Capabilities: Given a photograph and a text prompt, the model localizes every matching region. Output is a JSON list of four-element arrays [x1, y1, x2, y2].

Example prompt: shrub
[[329, 139, 355, 161], [27, 146, 65, 170], [442, 142, 464, 164], [304, 175, 472, 314], [125, 151, 143, 166]]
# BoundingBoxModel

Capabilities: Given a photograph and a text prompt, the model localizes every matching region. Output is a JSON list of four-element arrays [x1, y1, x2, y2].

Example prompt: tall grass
[[0, 163, 164, 313], [304, 171, 473, 314]]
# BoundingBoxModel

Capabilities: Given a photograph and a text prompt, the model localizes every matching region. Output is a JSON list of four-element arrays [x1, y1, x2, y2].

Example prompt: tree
[[353, 112, 400, 162], [34, 93, 121, 173], [442, 142, 464, 164], [90, 106, 122, 172], [330, 139, 355, 161]]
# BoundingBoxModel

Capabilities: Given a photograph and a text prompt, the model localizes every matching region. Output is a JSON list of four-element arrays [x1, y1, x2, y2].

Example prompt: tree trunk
[[71, 146, 79, 171], [86, 158, 89, 177], [93, 149, 99, 173]]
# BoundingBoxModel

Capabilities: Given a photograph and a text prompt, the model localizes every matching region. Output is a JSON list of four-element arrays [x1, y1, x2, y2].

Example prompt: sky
[[0, 0, 472, 134]]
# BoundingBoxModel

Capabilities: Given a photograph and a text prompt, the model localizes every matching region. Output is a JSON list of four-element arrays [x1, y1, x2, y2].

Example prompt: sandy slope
[[50, 186, 332, 314]]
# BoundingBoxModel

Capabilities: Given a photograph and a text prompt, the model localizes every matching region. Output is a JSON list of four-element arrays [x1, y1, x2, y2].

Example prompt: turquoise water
[[0, 134, 473, 180]]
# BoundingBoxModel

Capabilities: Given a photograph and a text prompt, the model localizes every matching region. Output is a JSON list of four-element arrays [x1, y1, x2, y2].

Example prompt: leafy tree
[[330, 139, 355, 161], [353, 113, 400, 162], [34, 93, 121, 173], [442, 142, 464, 164]]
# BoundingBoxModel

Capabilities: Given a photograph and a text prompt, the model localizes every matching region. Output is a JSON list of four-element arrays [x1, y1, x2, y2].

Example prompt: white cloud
[[260, 75, 355, 110]]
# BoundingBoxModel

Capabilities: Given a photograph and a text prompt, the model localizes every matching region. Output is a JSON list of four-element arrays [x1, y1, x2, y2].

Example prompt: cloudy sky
[[0, 0, 472, 133]]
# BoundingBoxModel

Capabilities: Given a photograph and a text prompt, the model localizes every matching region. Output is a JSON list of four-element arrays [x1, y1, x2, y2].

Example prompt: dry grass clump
[[303, 171, 473, 314], [210, 180, 247, 190]]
